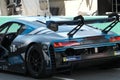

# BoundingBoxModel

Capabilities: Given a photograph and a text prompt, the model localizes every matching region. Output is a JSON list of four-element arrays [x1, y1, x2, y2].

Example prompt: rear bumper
[[52, 41, 120, 69], [55, 55, 120, 69], [55, 47, 120, 68]]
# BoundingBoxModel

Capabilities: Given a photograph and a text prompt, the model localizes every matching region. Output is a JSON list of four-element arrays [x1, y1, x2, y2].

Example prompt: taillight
[[54, 41, 80, 48], [110, 36, 120, 42]]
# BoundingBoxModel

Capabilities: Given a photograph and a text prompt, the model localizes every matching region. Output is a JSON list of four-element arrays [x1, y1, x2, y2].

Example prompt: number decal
[[10, 45, 17, 52]]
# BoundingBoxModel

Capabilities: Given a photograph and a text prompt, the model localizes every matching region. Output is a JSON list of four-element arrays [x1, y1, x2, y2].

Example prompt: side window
[[0, 22, 29, 35], [0, 27, 8, 34], [0, 23, 10, 34], [7, 23, 21, 33]]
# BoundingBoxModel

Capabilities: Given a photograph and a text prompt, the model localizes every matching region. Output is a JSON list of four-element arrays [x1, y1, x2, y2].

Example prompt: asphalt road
[[1, 68, 120, 80]]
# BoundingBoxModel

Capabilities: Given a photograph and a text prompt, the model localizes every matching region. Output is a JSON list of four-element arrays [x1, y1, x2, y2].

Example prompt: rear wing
[[46, 13, 119, 38], [47, 13, 119, 26]]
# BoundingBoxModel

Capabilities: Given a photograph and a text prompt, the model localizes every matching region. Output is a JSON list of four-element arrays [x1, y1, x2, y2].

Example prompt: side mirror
[[47, 21, 58, 32]]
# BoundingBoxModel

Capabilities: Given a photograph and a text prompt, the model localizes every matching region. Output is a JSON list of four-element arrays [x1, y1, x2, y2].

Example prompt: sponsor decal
[[42, 44, 51, 65], [63, 56, 81, 62]]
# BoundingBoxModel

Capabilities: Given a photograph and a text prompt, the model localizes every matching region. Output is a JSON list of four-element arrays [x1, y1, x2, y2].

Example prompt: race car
[[0, 13, 120, 79]]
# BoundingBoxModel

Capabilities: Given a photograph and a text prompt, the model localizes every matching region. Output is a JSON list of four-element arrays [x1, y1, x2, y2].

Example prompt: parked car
[[0, 13, 120, 79]]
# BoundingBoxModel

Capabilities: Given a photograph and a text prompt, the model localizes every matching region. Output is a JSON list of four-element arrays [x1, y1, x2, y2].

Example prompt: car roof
[[5, 16, 71, 27], [4, 16, 73, 30], [15, 16, 72, 23]]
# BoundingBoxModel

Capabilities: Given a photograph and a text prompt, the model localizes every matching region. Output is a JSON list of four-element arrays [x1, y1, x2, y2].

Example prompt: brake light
[[54, 41, 80, 48], [110, 36, 120, 42]]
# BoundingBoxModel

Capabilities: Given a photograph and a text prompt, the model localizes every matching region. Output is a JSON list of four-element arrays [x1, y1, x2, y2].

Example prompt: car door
[[0, 22, 22, 57]]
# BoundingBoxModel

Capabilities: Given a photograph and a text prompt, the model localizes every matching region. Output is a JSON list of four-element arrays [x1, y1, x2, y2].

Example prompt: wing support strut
[[67, 15, 84, 39], [102, 13, 119, 34]]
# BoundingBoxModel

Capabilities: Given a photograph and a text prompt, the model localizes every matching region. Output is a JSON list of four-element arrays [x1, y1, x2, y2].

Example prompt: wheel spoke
[[28, 49, 42, 73]]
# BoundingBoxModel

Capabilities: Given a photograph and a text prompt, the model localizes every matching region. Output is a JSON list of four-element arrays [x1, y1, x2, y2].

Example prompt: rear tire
[[26, 44, 52, 79]]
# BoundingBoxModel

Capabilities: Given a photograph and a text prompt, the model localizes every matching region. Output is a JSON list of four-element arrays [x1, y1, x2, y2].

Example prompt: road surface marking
[[53, 76, 75, 80]]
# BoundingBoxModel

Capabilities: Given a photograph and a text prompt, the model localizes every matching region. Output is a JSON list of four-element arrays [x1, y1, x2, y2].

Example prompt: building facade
[[0, 0, 118, 16]]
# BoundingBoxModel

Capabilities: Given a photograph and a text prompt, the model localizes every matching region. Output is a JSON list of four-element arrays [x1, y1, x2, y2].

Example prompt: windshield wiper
[[102, 13, 119, 34], [67, 15, 84, 39]]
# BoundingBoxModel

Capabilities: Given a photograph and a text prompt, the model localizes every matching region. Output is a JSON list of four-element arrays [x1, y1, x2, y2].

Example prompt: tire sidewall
[[26, 44, 47, 78]]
